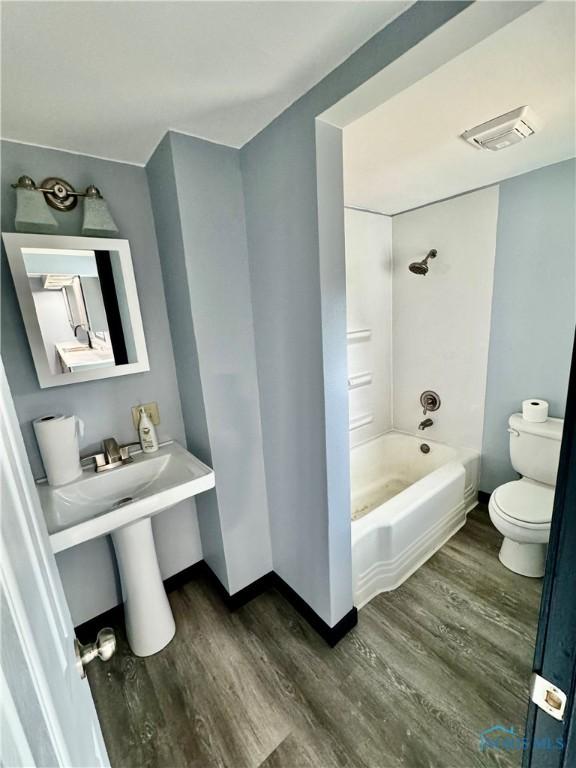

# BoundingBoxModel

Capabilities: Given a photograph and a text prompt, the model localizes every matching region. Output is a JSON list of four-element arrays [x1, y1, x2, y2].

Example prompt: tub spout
[[419, 418, 434, 430]]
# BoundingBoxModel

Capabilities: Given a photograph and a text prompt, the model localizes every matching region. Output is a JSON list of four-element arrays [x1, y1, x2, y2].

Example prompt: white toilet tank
[[508, 414, 564, 486]]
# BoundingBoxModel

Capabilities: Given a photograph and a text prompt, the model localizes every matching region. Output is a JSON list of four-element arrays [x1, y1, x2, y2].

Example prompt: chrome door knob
[[75, 628, 116, 678]]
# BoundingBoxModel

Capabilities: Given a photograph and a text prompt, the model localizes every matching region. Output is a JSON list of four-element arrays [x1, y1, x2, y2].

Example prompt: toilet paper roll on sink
[[522, 399, 549, 423], [33, 414, 84, 486]]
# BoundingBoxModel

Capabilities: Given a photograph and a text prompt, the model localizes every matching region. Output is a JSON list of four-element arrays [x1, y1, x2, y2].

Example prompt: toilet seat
[[490, 478, 554, 527]]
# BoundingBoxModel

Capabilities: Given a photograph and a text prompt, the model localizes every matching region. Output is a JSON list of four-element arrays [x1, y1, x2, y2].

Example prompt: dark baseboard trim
[[271, 573, 358, 647], [478, 490, 491, 505], [75, 561, 357, 648], [164, 560, 207, 593], [75, 604, 125, 644], [177, 560, 275, 610], [225, 571, 275, 610]]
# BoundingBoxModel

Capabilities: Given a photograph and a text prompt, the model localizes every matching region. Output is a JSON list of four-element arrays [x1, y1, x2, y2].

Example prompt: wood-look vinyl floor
[[87, 506, 542, 768]]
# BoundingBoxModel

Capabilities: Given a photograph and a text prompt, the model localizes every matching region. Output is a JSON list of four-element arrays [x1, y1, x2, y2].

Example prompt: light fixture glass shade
[[82, 188, 119, 236], [15, 187, 58, 233]]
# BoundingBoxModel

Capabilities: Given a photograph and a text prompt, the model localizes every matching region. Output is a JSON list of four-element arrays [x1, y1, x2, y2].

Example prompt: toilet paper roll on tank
[[33, 414, 84, 486], [522, 399, 549, 423]]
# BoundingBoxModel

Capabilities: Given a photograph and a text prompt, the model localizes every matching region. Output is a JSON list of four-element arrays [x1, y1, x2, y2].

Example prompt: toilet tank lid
[[509, 413, 564, 441]]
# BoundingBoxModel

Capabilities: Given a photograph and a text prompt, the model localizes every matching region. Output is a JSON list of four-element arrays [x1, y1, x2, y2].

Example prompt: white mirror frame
[[2, 233, 150, 388]]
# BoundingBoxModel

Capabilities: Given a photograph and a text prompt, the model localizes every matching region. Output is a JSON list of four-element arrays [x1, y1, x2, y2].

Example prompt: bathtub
[[351, 431, 480, 608]]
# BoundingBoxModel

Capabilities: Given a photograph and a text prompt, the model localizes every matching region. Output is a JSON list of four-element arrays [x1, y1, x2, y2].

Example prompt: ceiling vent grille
[[461, 106, 539, 151], [43, 274, 76, 290]]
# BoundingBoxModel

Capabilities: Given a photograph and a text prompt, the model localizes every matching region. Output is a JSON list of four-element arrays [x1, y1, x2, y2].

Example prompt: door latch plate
[[530, 673, 567, 721]]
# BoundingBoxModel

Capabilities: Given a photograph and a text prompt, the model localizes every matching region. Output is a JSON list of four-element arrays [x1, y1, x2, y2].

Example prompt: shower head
[[408, 249, 437, 275], [408, 261, 429, 275]]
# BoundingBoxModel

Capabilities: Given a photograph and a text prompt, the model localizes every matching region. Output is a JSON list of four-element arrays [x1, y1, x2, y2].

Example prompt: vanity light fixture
[[13, 176, 58, 233], [81, 185, 119, 236], [11, 175, 119, 236]]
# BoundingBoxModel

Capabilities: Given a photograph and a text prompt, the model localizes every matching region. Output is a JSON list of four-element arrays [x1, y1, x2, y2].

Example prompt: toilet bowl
[[488, 478, 553, 577], [488, 413, 563, 578]]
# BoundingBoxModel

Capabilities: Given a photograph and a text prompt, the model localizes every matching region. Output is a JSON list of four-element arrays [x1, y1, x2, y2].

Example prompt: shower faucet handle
[[420, 390, 441, 415]]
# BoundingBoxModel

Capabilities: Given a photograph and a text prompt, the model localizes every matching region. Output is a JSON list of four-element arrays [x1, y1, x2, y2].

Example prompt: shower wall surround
[[393, 187, 499, 451], [1, 139, 202, 625], [345, 208, 393, 447], [344, 188, 498, 453]]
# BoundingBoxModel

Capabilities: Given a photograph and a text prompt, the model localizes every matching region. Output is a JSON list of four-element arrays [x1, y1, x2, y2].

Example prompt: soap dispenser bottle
[[138, 407, 159, 453]]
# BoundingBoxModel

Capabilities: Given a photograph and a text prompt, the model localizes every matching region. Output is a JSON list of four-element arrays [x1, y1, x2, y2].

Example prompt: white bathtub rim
[[350, 431, 481, 609], [354, 498, 469, 609], [351, 426, 481, 458], [355, 496, 465, 581], [351, 460, 466, 537], [354, 495, 476, 587]]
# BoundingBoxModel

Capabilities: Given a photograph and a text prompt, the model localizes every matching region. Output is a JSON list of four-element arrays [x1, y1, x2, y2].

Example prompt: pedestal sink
[[37, 441, 215, 656]]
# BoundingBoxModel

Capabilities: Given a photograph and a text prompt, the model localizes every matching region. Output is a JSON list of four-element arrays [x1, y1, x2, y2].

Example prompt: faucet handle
[[80, 452, 107, 470], [119, 445, 134, 464], [420, 390, 441, 415]]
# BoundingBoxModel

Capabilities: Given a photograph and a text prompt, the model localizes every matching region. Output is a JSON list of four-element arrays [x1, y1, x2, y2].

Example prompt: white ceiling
[[1, 1, 411, 165], [343, 2, 576, 215]]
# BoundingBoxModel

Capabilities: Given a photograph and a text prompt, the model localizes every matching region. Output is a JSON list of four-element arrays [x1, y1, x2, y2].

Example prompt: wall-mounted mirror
[[2, 233, 149, 388]]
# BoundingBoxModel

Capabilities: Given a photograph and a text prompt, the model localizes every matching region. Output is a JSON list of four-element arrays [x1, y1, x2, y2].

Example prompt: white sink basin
[[38, 441, 214, 553], [36, 441, 215, 657]]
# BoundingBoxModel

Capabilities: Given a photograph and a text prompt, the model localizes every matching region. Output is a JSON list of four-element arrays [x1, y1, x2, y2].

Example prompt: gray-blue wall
[[1, 139, 203, 624], [146, 133, 229, 590], [481, 158, 576, 492], [147, 132, 273, 595], [240, 1, 471, 625]]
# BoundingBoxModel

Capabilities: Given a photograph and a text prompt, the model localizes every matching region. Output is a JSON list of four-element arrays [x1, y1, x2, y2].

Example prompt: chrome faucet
[[82, 438, 139, 473], [418, 418, 434, 431], [102, 437, 122, 465]]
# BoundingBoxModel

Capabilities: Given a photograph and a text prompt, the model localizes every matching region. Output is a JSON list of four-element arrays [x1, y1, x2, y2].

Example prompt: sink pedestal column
[[112, 517, 175, 656]]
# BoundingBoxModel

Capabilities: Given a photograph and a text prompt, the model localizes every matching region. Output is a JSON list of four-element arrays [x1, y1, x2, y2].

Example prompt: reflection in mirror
[[2, 234, 149, 388], [22, 248, 125, 374]]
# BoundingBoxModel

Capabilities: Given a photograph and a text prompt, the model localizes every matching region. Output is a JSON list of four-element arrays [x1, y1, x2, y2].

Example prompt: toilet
[[488, 414, 563, 578]]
